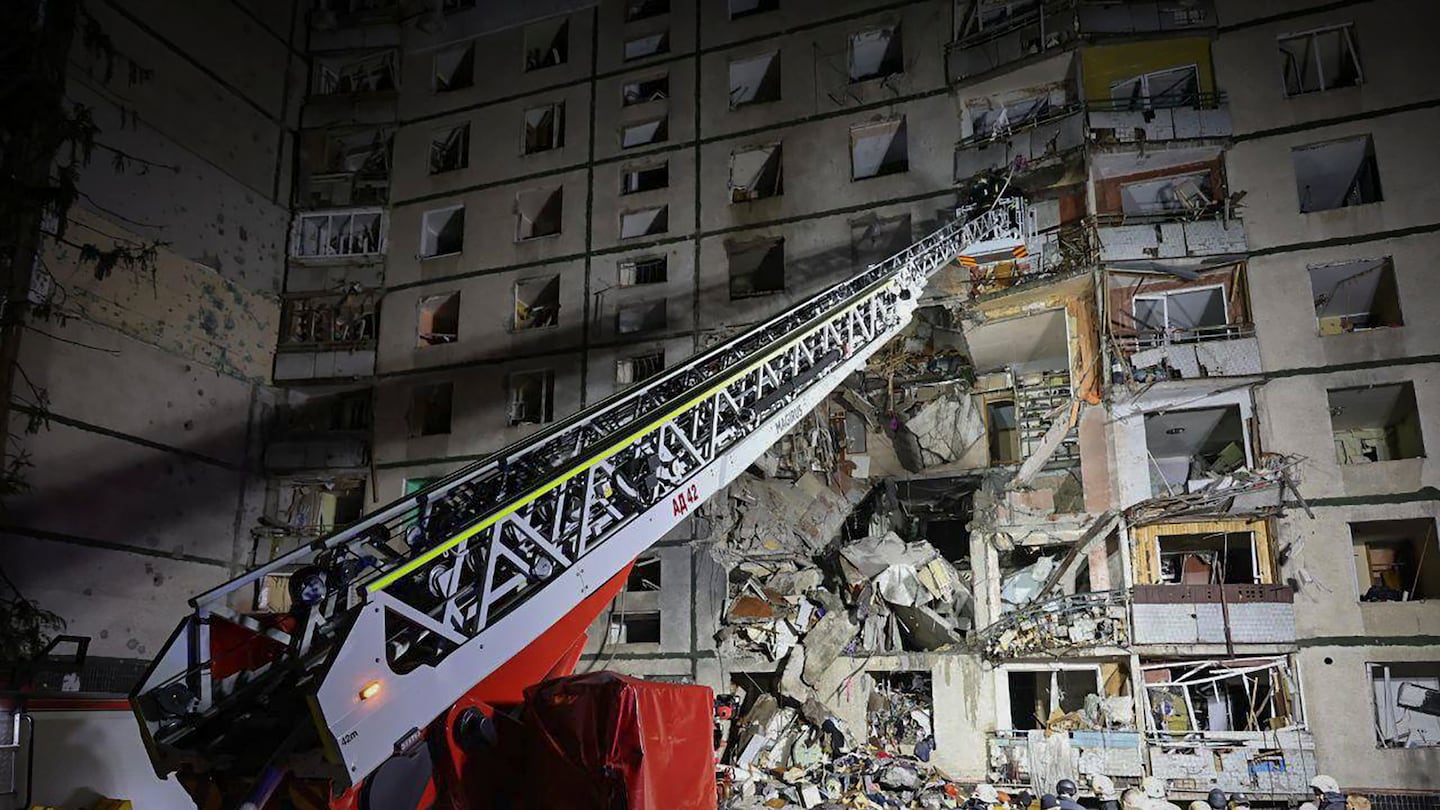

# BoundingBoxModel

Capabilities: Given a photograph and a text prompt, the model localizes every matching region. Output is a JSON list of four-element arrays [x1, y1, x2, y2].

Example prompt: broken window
[[1119, 172, 1215, 217], [986, 399, 1019, 464], [429, 123, 469, 174], [971, 95, 1051, 139], [433, 42, 475, 92], [626, 0, 668, 21], [623, 74, 669, 106], [619, 255, 667, 286], [1293, 134, 1382, 213], [318, 128, 392, 176], [408, 382, 453, 437], [621, 118, 668, 149], [1280, 24, 1362, 96], [293, 211, 384, 258], [1109, 64, 1199, 110], [1352, 519, 1439, 602], [1144, 405, 1247, 496], [727, 237, 784, 299], [313, 51, 397, 96], [623, 31, 670, 61], [617, 300, 667, 335], [280, 290, 379, 346], [850, 118, 908, 180], [523, 103, 564, 154], [1157, 531, 1258, 585], [609, 612, 661, 643], [729, 0, 778, 19], [729, 144, 783, 203], [513, 276, 561, 330], [849, 26, 903, 83], [620, 206, 668, 239], [1144, 658, 1297, 734], [1329, 382, 1425, 463], [728, 51, 781, 108], [621, 162, 669, 194], [515, 186, 564, 240], [416, 291, 460, 346], [617, 350, 665, 385], [626, 555, 662, 590], [420, 205, 465, 257], [524, 17, 568, 71], [1309, 257, 1403, 335], [305, 128, 392, 206], [1005, 666, 1101, 730], [1371, 663, 1440, 747], [507, 369, 555, 426], [1131, 285, 1228, 346], [851, 214, 912, 270]]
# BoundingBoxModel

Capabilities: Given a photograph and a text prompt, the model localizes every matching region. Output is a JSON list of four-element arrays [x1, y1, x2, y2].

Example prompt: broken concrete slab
[[800, 610, 858, 687]]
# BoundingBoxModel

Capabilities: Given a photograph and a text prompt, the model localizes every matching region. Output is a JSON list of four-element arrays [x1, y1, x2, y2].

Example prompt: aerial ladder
[[131, 197, 1033, 808]]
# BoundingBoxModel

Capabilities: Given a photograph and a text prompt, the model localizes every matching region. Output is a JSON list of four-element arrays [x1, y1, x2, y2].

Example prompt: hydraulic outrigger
[[131, 196, 1033, 804]]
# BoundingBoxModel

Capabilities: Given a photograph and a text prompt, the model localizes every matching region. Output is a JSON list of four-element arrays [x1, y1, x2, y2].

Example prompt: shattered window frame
[[619, 205, 669, 240], [419, 204, 465, 258], [428, 122, 470, 175], [513, 275, 561, 331], [1130, 283, 1230, 346], [514, 186, 565, 241], [312, 50, 398, 96], [1307, 256, 1403, 335], [848, 25, 904, 84], [727, 237, 785, 299], [1369, 662, 1440, 748], [1108, 63, 1201, 111], [621, 161, 669, 195], [523, 102, 566, 155], [1279, 23, 1363, 97], [1142, 657, 1300, 736], [416, 290, 460, 347], [623, 31, 671, 62], [507, 368, 556, 426], [432, 41, 475, 93], [1350, 518, 1440, 602], [524, 17, 570, 72], [1327, 381, 1426, 464], [292, 209, 386, 258], [728, 143, 783, 203], [622, 73, 670, 107], [728, 51, 782, 109], [849, 117, 909, 180], [1292, 134, 1384, 213], [620, 117, 669, 149]]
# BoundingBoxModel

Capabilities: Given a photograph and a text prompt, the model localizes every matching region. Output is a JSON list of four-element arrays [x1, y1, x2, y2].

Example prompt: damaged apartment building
[[18, 0, 1429, 806]]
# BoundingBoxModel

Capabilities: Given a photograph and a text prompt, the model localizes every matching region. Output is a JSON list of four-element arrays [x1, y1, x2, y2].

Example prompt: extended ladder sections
[[133, 199, 1031, 786]]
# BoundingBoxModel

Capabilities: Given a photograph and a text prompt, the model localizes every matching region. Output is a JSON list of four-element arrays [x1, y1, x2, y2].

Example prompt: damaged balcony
[[274, 286, 379, 382], [1090, 149, 1246, 262], [948, 0, 1217, 83], [263, 389, 372, 472], [1108, 262, 1260, 383], [1082, 38, 1230, 145], [1130, 519, 1297, 652], [1143, 657, 1317, 797], [297, 127, 393, 209], [953, 97, 1086, 184], [1087, 91, 1231, 145]]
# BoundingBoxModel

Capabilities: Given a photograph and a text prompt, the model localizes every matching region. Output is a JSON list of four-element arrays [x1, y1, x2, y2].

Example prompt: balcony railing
[[1114, 322, 1255, 352], [1094, 214, 1246, 262], [1085, 91, 1225, 114], [1131, 583, 1295, 647], [979, 589, 1130, 659]]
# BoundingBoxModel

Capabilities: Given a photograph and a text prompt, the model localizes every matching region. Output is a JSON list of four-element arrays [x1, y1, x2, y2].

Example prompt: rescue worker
[[1056, 779, 1085, 810], [1228, 792, 1250, 810], [1311, 775, 1345, 810], [1042, 795, 1061, 810], [1206, 789, 1227, 810], [1091, 775, 1120, 810], [1120, 788, 1147, 810], [1188, 801, 1211, 810], [1141, 776, 1180, 810], [972, 783, 1007, 810]]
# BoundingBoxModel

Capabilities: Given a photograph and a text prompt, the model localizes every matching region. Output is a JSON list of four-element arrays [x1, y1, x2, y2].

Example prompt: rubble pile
[[981, 590, 1129, 659], [721, 686, 968, 809]]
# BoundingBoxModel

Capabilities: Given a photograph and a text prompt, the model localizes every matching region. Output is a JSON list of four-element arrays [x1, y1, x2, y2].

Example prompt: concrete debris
[[981, 590, 1129, 659], [800, 611, 858, 687], [1125, 455, 1300, 525], [870, 673, 936, 760], [1000, 556, 1056, 610], [903, 393, 986, 467]]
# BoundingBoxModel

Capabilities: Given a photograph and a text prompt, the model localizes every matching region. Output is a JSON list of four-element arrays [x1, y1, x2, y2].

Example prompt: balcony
[[289, 209, 387, 262], [1094, 213, 1246, 262], [1131, 584, 1295, 648], [947, 1, 1079, 82], [981, 589, 1130, 659], [989, 729, 1145, 788], [1087, 92, 1232, 144], [954, 104, 1086, 182], [274, 289, 378, 382]]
